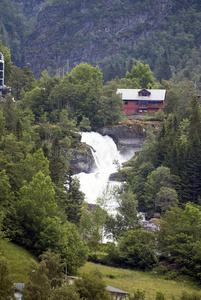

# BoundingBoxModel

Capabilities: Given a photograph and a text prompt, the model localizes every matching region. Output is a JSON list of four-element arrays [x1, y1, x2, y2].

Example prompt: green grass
[[0, 239, 37, 282], [78, 262, 201, 300]]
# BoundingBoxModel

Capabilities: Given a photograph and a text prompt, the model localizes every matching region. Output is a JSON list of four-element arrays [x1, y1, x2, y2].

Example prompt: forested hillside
[[1, 0, 201, 81], [2, 0, 201, 298]]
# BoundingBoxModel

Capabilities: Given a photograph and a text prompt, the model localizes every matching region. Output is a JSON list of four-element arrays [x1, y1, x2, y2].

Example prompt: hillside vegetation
[[79, 262, 201, 300], [0, 239, 36, 282], [0, 0, 200, 81]]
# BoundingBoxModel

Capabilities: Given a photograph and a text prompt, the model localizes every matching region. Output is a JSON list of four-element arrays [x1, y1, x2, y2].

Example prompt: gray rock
[[97, 123, 146, 150], [70, 146, 96, 174]]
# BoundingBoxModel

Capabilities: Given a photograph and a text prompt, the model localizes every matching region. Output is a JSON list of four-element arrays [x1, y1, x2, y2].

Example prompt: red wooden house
[[117, 88, 166, 115]]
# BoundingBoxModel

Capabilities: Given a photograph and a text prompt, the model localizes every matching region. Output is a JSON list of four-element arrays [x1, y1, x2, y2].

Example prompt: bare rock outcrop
[[70, 146, 96, 174]]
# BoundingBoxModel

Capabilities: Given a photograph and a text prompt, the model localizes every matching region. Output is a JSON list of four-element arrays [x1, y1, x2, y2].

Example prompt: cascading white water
[[77, 132, 136, 207]]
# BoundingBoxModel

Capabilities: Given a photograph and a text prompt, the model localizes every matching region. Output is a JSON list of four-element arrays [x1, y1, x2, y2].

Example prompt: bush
[[156, 291, 166, 300], [118, 229, 158, 270]]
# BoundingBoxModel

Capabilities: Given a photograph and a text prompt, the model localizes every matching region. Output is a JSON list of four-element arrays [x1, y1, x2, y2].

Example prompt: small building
[[0, 51, 12, 102], [13, 283, 25, 300], [107, 285, 130, 299], [0, 52, 4, 87], [117, 88, 166, 115], [67, 277, 130, 299]]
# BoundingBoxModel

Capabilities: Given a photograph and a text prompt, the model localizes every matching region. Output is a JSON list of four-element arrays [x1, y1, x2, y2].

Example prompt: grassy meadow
[[0, 239, 36, 282], [79, 262, 201, 300]]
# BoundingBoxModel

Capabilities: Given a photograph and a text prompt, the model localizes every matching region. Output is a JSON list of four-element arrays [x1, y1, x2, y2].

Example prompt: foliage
[[158, 203, 201, 280], [0, 258, 15, 300], [74, 270, 111, 300], [155, 291, 166, 300], [105, 189, 141, 240], [129, 290, 146, 300], [8, 66, 36, 100], [51, 284, 80, 300], [118, 229, 158, 270], [49, 63, 123, 129], [145, 166, 177, 212], [80, 262, 201, 300], [23, 260, 51, 300], [40, 250, 66, 288], [126, 61, 157, 88]]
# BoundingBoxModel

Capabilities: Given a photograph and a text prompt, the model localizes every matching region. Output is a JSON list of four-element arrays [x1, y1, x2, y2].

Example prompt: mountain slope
[[24, 0, 173, 76], [3, 0, 201, 82]]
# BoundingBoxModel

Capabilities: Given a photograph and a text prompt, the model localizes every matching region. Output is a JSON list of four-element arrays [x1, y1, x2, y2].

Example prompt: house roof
[[13, 283, 25, 291], [107, 285, 130, 295], [117, 89, 166, 101]]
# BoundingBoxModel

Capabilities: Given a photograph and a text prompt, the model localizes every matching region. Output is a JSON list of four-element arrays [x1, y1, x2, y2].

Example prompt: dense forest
[[0, 0, 201, 82], [1, 0, 201, 299]]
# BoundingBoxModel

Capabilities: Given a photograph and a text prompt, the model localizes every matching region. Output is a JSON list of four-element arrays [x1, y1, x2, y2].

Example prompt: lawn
[[79, 262, 201, 299], [0, 239, 36, 282]]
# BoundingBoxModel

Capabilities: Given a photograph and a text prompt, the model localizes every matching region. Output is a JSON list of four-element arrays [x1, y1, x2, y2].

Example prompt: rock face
[[12, 0, 45, 17], [23, 0, 173, 76], [98, 122, 146, 151], [70, 146, 96, 174]]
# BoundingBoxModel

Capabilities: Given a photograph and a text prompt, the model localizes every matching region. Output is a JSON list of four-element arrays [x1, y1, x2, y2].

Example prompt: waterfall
[[77, 132, 136, 207]]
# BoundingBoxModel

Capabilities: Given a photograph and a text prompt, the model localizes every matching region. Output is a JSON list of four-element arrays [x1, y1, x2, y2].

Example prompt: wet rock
[[69, 146, 96, 174], [97, 123, 146, 150]]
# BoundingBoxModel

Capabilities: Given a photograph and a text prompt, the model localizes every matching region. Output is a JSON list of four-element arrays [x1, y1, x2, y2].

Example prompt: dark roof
[[107, 285, 130, 294]]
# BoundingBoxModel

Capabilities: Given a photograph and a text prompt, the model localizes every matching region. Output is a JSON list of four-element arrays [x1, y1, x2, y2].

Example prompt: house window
[[135, 100, 139, 105], [141, 91, 148, 96], [149, 101, 159, 105], [140, 101, 147, 107], [135, 109, 139, 113], [124, 101, 128, 105]]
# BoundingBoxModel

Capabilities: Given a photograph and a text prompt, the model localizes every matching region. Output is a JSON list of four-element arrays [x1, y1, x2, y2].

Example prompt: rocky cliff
[[70, 146, 96, 174], [24, 0, 173, 76], [12, 0, 45, 17], [98, 121, 146, 151]]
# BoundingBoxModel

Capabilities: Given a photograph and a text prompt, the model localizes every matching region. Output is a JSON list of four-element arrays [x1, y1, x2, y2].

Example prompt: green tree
[[126, 61, 156, 88], [179, 97, 201, 204], [155, 187, 178, 213], [98, 80, 124, 126], [3, 95, 16, 132], [0, 169, 14, 210], [20, 148, 50, 184], [155, 291, 166, 300], [154, 58, 172, 82], [74, 270, 110, 300], [37, 218, 88, 274], [49, 63, 103, 129], [118, 229, 157, 270], [0, 259, 15, 300], [145, 166, 176, 212], [8, 66, 36, 100], [0, 111, 5, 139], [51, 284, 80, 300], [23, 260, 51, 300], [129, 290, 146, 300], [79, 116, 91, 132], [105, 189, 140, 240], [158, 203, 201, 279], [40, 250, 65, 289], [13, 171, 57, 252], [62, 171, 84, 224], [49, 136, 65, 185]]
